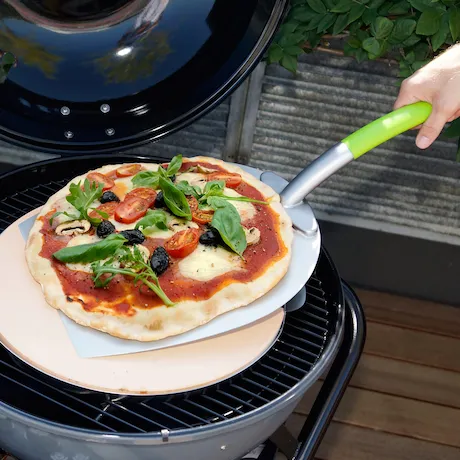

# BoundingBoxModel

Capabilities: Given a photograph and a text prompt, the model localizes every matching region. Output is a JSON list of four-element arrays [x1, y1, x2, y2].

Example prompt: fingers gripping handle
[[280, 102, 432, 207], [343, 101, 432, 158]]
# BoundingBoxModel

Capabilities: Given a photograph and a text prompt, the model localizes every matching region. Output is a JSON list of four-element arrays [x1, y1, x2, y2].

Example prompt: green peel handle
[[342, 101, 432, 159]]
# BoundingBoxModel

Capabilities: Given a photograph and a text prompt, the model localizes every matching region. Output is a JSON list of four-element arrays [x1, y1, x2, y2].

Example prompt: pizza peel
[[260, 101, 433, 236]]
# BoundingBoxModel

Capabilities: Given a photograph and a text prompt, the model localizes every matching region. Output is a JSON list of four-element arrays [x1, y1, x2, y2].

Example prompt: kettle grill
[[0, 1, 366, 459]]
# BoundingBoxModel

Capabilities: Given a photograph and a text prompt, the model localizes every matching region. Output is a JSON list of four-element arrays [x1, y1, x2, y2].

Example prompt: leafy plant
[[0, 51, 16, 84], [267, 0, 460, 156]]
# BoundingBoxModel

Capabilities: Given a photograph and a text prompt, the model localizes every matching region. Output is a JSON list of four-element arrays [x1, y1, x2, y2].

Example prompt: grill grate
[[0, 156, 341, 435]]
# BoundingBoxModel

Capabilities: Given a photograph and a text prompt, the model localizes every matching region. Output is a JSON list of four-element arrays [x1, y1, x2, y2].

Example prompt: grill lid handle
[[280, 101, 432, 208]]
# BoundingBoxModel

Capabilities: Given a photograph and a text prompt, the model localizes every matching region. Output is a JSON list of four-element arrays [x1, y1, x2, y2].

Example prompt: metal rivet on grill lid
[[161, 429, 169, 442], [60, 106, 70, 116], [100, 104, 110, 114], [64, 131, 73, 139], [106, 128, 115, 136]]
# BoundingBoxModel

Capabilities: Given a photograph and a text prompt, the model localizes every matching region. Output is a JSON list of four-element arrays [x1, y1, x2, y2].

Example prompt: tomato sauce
[[39, 161, 288, 313]]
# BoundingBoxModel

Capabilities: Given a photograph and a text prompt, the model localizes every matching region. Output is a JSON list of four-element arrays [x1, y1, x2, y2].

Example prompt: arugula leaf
[[176, 180, 202, 199], [91, 245, 174, 306], [135, 209, 168, 234], [208, 197, 247, 257], [53, 233, 127, 264], [65, 179, 105, 225], [159, 177, 192, 220], [166, 154, 182, 176]]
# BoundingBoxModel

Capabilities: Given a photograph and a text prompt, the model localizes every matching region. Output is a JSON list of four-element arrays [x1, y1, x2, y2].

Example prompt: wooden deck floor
[[282, 288, 460, 460]]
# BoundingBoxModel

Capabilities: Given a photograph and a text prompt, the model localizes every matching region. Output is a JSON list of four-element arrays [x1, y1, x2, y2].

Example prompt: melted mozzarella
[[167, 216, 199, 232], [111, 220, 139, 232], [51, 198, 78, 226], [222, 188, 256, 222], [175, 172, 207, 189], [178, 244, 244, 282], [110, 177, 133, 200]]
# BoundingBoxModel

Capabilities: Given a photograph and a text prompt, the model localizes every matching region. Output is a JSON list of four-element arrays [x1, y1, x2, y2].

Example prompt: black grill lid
[[0, 0, 286, 154]]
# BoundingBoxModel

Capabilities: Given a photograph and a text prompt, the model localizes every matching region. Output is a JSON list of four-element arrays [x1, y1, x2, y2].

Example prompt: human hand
[[393, 44, 460, 150]]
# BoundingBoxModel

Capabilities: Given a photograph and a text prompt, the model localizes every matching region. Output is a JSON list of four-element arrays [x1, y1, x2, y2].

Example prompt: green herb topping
[[91, 245, 174, 306], [135, 209, 168, 234], [208, 197, 247, 257], [52, 233, 127, 264], [50, 179, 108, 226], [131, 154, 183, 189]]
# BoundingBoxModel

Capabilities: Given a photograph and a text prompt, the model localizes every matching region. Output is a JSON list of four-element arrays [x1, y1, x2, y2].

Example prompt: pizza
[[25, 156, 293, 341]]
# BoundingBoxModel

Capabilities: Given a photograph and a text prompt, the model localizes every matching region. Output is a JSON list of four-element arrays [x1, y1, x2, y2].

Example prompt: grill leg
[[292, 282, 366, 460]]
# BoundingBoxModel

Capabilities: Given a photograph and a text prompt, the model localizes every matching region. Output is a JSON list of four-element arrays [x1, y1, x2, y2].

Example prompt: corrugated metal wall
[[2, 52, 460, 244]]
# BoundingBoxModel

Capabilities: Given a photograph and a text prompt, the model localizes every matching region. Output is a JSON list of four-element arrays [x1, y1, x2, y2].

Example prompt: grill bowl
[[0, 155, 345, 460]]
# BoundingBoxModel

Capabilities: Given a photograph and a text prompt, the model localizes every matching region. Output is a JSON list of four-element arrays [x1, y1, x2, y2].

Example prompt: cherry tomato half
[[87, 172, 114, 191], [116, 164, 142, 178], [125, 187, 157, 208], [192, 210, 214, 225], [164, 229, 200, 258], [89, 202, 118, 220], [186, 196, 214, 224], [114, 197, 149, 224], [186, 196, 199, 212], [207, 172, 242, 189]]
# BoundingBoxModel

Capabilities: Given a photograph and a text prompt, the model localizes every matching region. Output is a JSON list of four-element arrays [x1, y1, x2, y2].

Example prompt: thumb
[[416, 108, 448, 149]]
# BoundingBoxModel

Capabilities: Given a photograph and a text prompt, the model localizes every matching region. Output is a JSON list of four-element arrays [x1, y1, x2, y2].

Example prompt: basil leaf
[[53, 234, 127, 264], [132, 171, 161, 189], [176, 180, 202, 199], [159, 177, 192, 220], [158, 166, 169, 179], [166, 154, 182, 176], [132, 155, 182, 189], [66, 179, 104, 225], [209, 198, 247, 257], [135, 209, 168, 232], [203, 180, 225, 195], [198, 180, 225, 204]]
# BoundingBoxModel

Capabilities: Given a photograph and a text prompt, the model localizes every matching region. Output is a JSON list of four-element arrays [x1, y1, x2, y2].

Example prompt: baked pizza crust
[[25, 157, 293, 341]]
